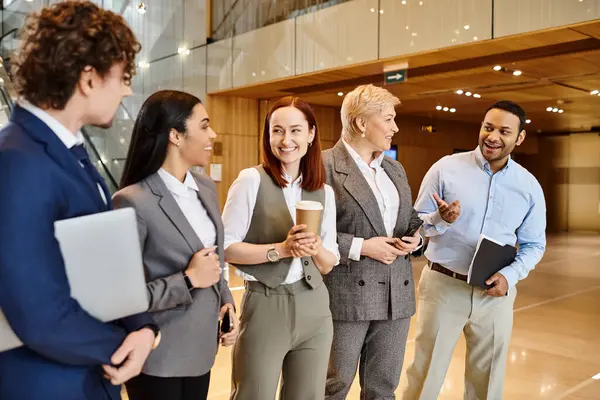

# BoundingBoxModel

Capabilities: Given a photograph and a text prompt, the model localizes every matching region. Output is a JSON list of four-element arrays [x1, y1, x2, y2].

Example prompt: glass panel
[[211, 0, 354, 41]]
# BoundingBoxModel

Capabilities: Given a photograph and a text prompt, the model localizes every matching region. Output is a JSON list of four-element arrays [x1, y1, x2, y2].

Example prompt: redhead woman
[[222, 96, 340, 399]]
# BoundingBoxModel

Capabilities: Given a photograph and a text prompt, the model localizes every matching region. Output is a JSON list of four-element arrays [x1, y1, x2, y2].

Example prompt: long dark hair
[[119, 90, 201, 188]]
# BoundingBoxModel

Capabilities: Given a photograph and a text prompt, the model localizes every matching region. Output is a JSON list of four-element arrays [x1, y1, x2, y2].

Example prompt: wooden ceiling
[[212, 20, 600, 134]]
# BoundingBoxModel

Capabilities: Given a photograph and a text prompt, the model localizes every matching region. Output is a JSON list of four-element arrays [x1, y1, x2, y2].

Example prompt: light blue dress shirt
[[415, 147, 546, 289]]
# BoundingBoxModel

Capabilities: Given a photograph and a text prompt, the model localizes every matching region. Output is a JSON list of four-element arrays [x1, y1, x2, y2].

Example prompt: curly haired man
[[0, 2, 160, 399]]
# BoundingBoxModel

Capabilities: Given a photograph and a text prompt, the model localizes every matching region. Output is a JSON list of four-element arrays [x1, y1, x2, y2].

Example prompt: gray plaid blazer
[[322, 140, 419, 321]]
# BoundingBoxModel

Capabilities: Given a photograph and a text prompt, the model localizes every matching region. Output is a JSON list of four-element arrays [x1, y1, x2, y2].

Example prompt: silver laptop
[[0, 207, 150, 352]]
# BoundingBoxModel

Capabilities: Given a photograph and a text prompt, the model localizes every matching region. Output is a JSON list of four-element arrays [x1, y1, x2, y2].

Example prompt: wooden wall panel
[[206, 95, 261, 208]]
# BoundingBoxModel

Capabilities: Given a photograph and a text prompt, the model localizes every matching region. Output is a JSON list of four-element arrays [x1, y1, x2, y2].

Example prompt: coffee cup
[[296, 200, 323, 235]]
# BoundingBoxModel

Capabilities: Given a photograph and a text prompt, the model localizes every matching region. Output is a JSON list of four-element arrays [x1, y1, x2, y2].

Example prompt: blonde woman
[[322, 84, 422, 399]]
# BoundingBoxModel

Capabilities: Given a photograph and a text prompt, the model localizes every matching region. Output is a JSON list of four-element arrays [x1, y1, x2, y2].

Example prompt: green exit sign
[[384, 69, 407, 85]]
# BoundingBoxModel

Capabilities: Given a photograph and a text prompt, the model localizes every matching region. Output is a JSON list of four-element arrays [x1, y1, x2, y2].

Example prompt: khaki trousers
[[402, 265, 516, 400], [231, 279, 333, 400]]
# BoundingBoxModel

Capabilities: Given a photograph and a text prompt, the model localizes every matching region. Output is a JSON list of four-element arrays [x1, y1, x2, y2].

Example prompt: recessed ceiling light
[[450, 108, 456, 113], [177, 47, 190, 55], [465, 92, 472, 96], [591, 89, 599, 95], [337, 92, 344, 96], [464, 25, 470, 30], [558, 109, 564, 113], [138, 61, 149, 69], [493, 65, 502, 71], [380, 9, 384, 14], [401, 0, 407, 4], [419, 1, 424, 5], [546, 107, 553, 112], [370, 8, 375, 12], [436, 105, 442, 110], [552, 108, 559, 113], [136, 1, 147, 14], [526, 119, 531, 124], [443, 107, 449, 111], [513, 70, 522, 76], [456, 89, 464, 95], [473, 93, 481, 98]]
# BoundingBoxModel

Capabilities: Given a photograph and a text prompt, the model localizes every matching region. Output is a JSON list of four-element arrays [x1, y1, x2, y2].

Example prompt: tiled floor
[[124, 234, 600, 399]]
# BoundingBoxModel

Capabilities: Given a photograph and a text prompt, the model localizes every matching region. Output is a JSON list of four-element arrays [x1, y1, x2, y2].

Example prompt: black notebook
[[467, 235, 517, 290]]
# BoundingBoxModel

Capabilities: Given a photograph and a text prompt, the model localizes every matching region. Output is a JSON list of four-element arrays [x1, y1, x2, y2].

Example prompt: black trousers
[[125, 371, 211, 400]]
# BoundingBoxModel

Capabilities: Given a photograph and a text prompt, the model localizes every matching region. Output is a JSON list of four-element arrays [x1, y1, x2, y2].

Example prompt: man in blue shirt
[[402, 101, 546, 399]]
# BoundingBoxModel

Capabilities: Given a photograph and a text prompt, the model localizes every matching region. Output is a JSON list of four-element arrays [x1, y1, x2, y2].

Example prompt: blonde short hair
[[340, 84, 400, 140]]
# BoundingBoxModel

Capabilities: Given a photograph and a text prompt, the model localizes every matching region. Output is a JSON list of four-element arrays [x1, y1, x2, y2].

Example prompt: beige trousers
[[230, 279, 333, 400], [402, 265, 516, 400]]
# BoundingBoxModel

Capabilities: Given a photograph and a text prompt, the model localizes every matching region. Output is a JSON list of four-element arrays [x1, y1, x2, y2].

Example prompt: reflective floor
[[124, 234, 600, 399]]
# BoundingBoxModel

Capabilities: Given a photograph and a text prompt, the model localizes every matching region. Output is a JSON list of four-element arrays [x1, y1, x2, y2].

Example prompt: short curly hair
[[12, 1, 141, 110]]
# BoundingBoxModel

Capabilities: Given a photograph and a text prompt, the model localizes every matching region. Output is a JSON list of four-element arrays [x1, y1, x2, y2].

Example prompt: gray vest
[[234, 165, 325, 289]]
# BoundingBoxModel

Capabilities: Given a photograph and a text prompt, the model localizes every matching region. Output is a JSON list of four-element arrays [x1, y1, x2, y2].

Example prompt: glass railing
[[211, 0, 353, 40]]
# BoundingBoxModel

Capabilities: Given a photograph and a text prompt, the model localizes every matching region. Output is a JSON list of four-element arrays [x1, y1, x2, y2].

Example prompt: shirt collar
[[281, 167, 303, 185], [342, 138, 385, 169], [19, 100, 84, 149], [474, 146, 512, 174], [158, 168, 199, 197]]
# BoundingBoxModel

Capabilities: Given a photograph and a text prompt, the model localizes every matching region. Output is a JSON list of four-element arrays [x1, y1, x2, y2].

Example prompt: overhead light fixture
[[136, 1, 147, 14], [473, 36, 478, 41], [473, 93, 481, 98], [370, 8, 375, 12], [337, 92, 344, 97], [437, 105, 455, 112], [177, 47, 190, 55], [436, 105, 442, 110], [552, 108, 559, 112], [546, 107, 553, 111], [464, 25, 470, 30], [493, 65, 503, 71], [419, 1, 424, 5], [380, 9, 384, 14], [138, 61, 149, 69], [558, 109, 564, 113], [443, 107, 449, 111], [513, 70, 522, 76], [591, 89, 599, 95], [450, 108, 456, 113], [401, 0, 407, 4], [526, 119, 531, 124], [456, 89, 464, 95], [465, 92, 472, 96]]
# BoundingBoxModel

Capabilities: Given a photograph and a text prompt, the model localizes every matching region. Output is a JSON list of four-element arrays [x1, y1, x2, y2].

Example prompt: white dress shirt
[[342, 139, 401, 261], [20, 101, 107, 205], [222, 167, 340, 284], [158, 168, 217, 248]]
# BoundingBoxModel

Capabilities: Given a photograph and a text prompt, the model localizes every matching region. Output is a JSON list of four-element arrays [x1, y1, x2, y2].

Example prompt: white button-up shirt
[[222, 167, 340, 284], [158, 168, 217, 248]]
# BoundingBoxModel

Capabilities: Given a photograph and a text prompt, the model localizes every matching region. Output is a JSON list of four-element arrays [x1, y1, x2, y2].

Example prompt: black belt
[[430, 262, 468, 282]]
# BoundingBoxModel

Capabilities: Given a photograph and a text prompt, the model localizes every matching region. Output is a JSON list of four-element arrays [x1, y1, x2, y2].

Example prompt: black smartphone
[[403, 221, 423, 242], [220, 309, 231, 333]]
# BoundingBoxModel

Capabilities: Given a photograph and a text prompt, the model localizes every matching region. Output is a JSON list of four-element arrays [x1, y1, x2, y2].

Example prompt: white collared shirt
[[222, 167, 340, 284], [19, 101, 107, 205], [342, 139, 401, 261], [158, 168, 216, 248]]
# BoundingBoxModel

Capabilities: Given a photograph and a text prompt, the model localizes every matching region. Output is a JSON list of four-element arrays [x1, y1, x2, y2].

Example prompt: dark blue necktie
[[70, 144, 112, 210]]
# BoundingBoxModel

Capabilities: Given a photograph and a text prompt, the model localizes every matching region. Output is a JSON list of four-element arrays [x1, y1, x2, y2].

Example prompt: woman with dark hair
[[113, 90, 238, 400], [222, 96, 340, 399]]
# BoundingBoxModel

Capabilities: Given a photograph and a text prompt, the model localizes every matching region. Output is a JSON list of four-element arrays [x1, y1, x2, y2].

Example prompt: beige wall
[[524, 133, 600, 233]]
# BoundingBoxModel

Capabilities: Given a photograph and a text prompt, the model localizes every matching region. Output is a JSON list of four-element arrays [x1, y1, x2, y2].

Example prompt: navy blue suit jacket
[[0, 106, 154, 400]]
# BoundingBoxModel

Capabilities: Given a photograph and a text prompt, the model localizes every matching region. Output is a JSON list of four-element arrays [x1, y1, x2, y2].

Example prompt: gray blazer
[[113, 172, 234, 377], [323, 140, 419, 321]]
